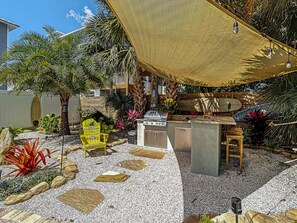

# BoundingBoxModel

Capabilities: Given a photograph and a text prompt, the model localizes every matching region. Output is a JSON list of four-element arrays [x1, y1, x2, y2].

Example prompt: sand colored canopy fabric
[[106, 0, 297, 86]]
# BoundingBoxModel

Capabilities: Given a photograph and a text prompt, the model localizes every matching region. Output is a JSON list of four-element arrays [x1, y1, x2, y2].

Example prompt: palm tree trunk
[[59, 94, 71, 135], [133, 65, 147, 117], [165, 80, 179, 111]]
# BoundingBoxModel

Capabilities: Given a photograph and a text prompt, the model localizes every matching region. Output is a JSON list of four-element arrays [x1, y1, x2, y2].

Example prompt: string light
[[286, 52, 292, 69], [233, 20, 239, 34], [268, 40, 273, 59]]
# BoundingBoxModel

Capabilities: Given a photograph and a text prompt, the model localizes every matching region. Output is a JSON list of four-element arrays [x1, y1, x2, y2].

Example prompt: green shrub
[[263, 137, 280, 149], [77, 107, 114, 125], [101, 122, 118, 134], [38, 114, 60, 133], [0, 168, 59, 201], [199, 216, 214, 223], [0, 125, 23, 137]]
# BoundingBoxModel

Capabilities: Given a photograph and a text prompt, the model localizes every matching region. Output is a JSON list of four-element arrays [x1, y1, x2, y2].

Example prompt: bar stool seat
[[226, 127, 244, 173]]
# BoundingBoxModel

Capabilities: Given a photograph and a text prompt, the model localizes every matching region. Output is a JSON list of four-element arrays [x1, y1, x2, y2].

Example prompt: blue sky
[[0, 0, 98, 45]]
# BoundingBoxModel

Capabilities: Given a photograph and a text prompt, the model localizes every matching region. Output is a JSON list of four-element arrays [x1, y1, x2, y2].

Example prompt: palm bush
[[260, 73, 297, 145], [105, 90, 134, 118]]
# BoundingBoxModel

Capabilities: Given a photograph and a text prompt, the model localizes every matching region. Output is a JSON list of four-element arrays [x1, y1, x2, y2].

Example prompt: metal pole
[[235, 214, 238, 223], [60, 103, 67, 174]]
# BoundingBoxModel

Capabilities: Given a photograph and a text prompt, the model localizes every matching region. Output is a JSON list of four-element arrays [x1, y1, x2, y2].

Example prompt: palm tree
[[84, 0, 147, 116], [0, 26, 107, 135]]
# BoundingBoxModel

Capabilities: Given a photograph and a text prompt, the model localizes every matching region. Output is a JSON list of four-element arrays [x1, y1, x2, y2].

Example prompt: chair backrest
[[81, 118, 101, 143]]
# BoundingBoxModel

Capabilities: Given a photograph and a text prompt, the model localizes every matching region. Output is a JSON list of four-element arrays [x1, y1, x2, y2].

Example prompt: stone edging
[[3, 146, 80, 205]]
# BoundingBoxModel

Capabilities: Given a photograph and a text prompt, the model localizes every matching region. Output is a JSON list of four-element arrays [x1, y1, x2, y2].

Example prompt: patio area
[[0, 132, 295, 222]]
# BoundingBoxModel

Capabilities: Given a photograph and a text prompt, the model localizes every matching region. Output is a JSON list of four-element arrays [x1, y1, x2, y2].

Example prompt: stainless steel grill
[[143, 110, 168, 127]]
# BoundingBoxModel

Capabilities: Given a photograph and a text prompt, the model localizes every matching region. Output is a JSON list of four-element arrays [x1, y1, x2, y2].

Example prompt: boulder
[[69, 145, 81, 151], [62, 160, 77, 169], [64, 165, 78, 173], [245, 210, 275, 223], [29, 182, 50, 195], [0, 128, 14, 165], [63, 171, 76, 180], [211, 213, 245, 223], [285, 208, 297, 221], [273, 214, 295, 223], [51, 176, 67, 188], [4, 192, 33, 205]]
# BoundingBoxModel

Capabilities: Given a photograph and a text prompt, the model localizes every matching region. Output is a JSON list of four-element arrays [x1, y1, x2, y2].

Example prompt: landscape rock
[[4, 192, 33, 205], [273, 214, 295, 223], [107, 138, 128, 147], [0, 128, 14, 165], [69, 145, 81, 151], [211, 213, 245, 223], [285, 208, 297, 221], [64, 165, 79, 173], [29, 182, 50, 195], [62, 160, 77, 169], [245, 210, 275, 223], [51, 175, 67, 188], [63, 171, 76, 180]]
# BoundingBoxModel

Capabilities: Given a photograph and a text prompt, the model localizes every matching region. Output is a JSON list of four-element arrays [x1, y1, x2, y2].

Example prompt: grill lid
[[144, 110, 168, 120]]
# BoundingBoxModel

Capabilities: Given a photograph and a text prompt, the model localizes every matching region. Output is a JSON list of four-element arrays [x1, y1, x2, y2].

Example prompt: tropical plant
[[244, 110, 270, 147], [105, 90, 134, 118], [5, 138, 57, 177], [127, 109, 140, 129], [199, 216, 214, 223], [0, 125, 23, 138], [262, 137, 280, 149], [77, 107, 115, 125], [260, 73, 297, 145], [84, 1, 147, 116], [101, 122, 117, 134], [115, 118, 125, 131], [0, 26, 107, 135], [38, 114, 60, 134]]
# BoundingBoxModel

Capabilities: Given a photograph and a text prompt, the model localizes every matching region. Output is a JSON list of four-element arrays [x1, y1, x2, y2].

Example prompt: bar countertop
[[190, 116, 236, 125]]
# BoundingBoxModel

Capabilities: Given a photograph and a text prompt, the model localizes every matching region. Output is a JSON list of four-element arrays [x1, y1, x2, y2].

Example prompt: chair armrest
[[80, 135, 88, 145], [101, 133, 109, 143]]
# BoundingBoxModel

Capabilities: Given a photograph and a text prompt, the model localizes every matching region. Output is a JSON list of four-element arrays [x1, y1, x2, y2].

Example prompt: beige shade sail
[[106, 0, 297, 86]]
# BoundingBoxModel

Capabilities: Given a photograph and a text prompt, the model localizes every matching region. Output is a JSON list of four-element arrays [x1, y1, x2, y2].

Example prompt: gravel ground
[[175, 147, 292, 218], [0, 132, 184, 223], [1, 132, 296, 222]]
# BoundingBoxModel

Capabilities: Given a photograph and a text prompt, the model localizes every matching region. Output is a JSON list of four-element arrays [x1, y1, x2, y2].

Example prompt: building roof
[[59, 27, 85, 38], [0, 18, 19, 32]]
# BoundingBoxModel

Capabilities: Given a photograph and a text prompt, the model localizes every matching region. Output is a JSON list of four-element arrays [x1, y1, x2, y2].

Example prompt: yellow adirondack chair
[[80, 118, 109, 158]]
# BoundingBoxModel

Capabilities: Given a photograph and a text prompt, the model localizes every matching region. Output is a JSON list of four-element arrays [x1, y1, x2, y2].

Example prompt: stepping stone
[[94, 172, 130, 182], [57, 188, 104, 213], [118, 160, 149, 171], [130, 149, 166, 159]]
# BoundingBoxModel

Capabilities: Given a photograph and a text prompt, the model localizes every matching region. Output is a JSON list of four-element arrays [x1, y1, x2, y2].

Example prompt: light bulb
[[268, 41, 273, 59], [286, 52, 292, 68], [286, 60, 292, 68], [233, 20, 239, 34], [268, 48, 273, 59]]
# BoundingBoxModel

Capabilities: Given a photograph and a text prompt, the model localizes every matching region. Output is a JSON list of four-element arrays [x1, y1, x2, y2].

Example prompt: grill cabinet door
[[144, 130, 167, 148], [175, 127, 191, 151]]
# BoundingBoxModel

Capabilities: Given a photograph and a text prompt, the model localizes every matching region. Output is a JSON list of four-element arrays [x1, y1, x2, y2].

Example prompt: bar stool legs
[[225, 128, 244, 173]]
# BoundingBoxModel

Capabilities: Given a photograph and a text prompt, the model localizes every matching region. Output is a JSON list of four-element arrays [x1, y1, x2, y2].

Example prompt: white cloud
[[66, 6, 94, 26]]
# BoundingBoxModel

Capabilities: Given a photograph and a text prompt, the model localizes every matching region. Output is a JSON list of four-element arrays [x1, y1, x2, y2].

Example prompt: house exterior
[[0, 18, 19, 90]]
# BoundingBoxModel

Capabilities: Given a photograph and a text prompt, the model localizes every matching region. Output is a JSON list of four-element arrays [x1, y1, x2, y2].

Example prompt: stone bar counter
[[137, 115, 236, 177]]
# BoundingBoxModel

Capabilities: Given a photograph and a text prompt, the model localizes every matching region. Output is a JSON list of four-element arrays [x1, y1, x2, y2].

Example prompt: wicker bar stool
[[225, 127, 244, 173]]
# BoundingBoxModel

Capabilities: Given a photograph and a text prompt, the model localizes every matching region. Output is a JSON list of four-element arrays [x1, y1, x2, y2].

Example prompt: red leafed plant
[[5, 138, 56, 177], [127, 109, 140, 129], [115, 118, 125, 131]]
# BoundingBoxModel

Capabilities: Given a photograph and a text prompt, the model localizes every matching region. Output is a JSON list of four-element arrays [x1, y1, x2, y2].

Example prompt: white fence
[[0, 91, 80, 128]]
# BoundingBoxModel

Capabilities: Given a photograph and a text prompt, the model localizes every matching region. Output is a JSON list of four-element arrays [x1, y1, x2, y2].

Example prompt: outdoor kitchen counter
[[137, 116, 236, 177], [190, 116, 236, 176]]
